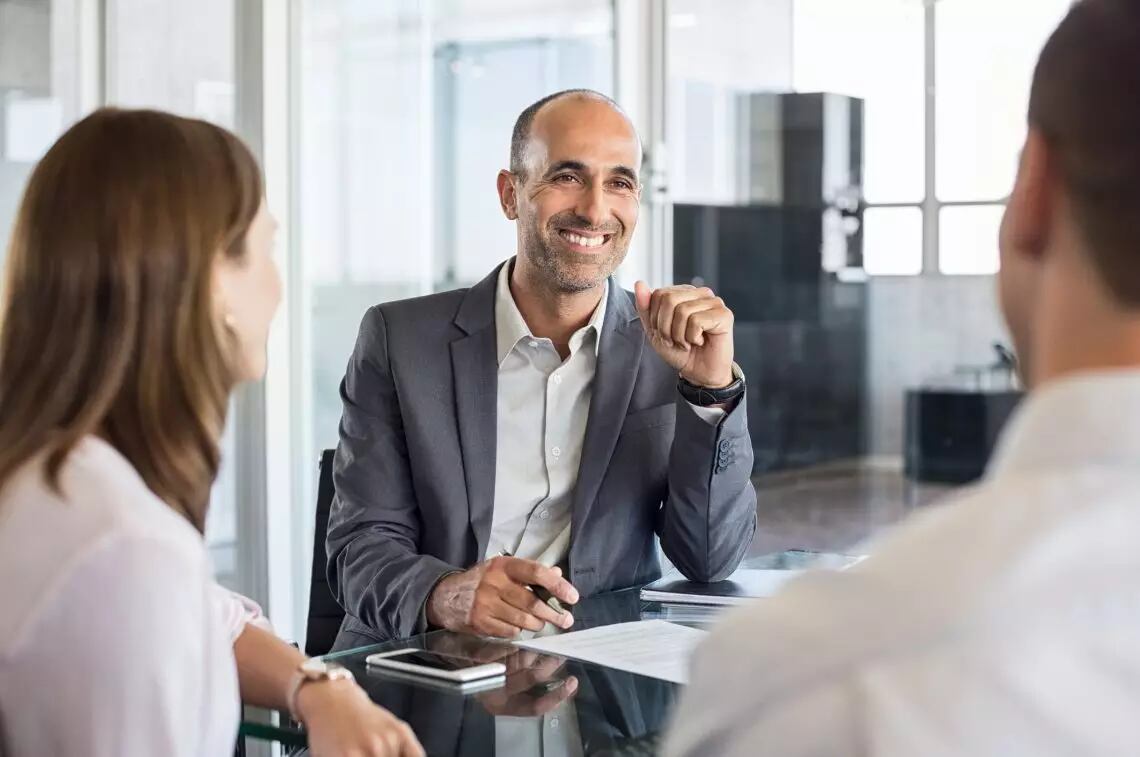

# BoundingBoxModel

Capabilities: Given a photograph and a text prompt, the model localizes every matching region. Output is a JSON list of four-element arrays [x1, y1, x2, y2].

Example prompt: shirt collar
[[494, 258, 607, 366], [987, 369, 1140, 478]]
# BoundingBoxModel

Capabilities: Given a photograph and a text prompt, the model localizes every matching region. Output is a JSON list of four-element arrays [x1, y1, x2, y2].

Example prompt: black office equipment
[[305, 449, 346, 657], [673, 91, 867, 474]]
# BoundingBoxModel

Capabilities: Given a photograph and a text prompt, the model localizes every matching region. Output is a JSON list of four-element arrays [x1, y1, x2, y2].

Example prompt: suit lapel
[[450, 265, 502, 560], [571, 283, 644, 542]]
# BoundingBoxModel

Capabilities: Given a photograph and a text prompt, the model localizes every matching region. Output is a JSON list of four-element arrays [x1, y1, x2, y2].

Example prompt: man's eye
[[555, 174, 579, 183], [612, 180, 634, 191]]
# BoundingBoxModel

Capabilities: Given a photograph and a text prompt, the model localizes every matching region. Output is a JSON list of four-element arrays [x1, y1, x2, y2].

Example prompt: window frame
[[861, 0, 1012, 278]]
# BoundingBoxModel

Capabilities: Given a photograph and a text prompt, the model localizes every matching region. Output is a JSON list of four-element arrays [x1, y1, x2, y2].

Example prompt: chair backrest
[[304, 449, 346, 657]]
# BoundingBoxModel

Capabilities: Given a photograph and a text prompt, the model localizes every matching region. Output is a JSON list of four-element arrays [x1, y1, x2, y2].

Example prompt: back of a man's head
[[1028, 0, 1140, 306]]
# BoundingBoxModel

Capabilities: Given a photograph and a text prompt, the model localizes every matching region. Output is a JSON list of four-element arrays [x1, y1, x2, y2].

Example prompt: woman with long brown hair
[[0, 109, 422, 756]]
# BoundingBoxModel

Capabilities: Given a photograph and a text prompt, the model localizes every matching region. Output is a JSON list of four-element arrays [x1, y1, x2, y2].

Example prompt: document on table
[[513, 620, 707, 685]]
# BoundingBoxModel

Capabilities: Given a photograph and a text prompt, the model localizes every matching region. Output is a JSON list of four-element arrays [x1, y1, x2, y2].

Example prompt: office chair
[[304, 449, 346, 657]]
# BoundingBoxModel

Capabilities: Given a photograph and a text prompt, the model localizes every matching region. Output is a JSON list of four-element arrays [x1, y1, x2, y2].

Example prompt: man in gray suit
[[327, 89, 757, 644]]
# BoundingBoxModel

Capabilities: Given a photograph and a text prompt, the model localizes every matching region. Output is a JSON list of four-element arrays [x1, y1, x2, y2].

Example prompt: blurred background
[[0, 0, 1068, 644]]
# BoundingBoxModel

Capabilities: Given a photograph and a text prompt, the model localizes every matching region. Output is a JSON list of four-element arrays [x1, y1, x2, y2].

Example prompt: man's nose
[[575, 182, 609, 229]]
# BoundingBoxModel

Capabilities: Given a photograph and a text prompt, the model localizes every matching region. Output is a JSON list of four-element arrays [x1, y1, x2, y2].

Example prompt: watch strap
[[286, 661, 355, 723], [678, 363, 746, 407]]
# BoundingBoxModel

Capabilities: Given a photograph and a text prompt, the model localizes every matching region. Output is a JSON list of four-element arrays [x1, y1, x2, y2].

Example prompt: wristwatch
[[678, 363, 746, 407], [286, 658, 355, 722]]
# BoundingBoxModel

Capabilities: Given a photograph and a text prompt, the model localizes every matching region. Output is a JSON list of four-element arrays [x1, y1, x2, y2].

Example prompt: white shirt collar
[[988, 368, 1140, 478], [494, 258, 608, 366]]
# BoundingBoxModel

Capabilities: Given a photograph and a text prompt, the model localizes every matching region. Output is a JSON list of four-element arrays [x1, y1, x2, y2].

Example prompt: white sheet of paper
[[513, 620, 707, 684]]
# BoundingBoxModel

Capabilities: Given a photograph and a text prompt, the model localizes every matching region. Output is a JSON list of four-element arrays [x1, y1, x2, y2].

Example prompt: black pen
[[497, 550, 574, 615]]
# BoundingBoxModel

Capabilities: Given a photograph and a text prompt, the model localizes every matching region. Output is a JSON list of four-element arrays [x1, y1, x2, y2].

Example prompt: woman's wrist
[[293, 677, 361, 725]]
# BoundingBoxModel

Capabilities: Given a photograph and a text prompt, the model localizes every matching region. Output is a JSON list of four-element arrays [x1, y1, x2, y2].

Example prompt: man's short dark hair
[[1028, 0, 1140, 305], [509, 89, 623, 178]]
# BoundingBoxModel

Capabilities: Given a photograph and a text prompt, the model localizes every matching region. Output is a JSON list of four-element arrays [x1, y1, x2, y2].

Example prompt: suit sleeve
[[325, 305, 459, 639], [657, 392, 757, 582]]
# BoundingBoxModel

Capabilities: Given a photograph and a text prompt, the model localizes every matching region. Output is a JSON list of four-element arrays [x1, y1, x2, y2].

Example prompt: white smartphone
[[365, 649, 507, 685]]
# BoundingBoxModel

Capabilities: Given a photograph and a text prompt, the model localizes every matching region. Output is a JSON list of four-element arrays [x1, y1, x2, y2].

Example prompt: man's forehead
[[529, 98, 642, 172], [541, 135, 642, 174]]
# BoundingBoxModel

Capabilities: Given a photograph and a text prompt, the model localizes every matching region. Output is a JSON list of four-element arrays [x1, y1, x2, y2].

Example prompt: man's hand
[[425, 556, 579, 638], [634, 282, 735, 388], [478, 650, 579, 717]]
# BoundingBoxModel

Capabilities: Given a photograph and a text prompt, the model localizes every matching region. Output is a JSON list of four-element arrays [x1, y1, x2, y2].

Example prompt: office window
[[794, 0, 924, 205], [661, 0, 1037, 560], [105, 0, 240, 588], [298, 0, 614, 503], [934, 0, 1070, 274], [105, 0, 235, 127], [0, 0, 84, 269], [939, 204, 1003, 276], [935, 0, 1070, 203], [864, 207, 923, 277], [793, 0, 1070, 277]]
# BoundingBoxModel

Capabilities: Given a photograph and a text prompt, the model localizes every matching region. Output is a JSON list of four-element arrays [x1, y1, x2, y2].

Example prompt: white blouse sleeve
[[1, 534, 237, 757], [210, 583, 273, 642]]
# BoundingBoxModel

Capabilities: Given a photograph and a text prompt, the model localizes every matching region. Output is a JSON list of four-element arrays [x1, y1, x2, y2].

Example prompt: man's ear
[[1005, 128, 1053, 262], [497, 170, 519, 220]]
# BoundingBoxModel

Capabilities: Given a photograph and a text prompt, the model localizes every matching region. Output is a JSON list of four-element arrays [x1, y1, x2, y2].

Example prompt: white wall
[[0, 0, 50, 91], [0, 0, 51, 267], [865, 274, 1009, 456]]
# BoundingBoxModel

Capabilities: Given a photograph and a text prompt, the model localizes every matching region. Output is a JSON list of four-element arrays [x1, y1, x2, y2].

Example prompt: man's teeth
[[562, 231, 606, 248]]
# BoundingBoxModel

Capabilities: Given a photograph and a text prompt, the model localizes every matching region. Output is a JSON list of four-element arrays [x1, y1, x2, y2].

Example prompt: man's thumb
[[634, 280, 652, 318]]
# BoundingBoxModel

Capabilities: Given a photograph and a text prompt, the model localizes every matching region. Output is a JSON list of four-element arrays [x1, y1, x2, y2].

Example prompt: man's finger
[[502, 583, 571, 628], [687, 306, 733, 338], [670, 297, 720, 347], [488, 600, 545, 633], [498, 649, 539, 676], [475, 613, 525, 638], [526, 676, 579, 716], [503, 559, 581, 605], [652, 288, 714, 344], [531, 653, 567, 681]]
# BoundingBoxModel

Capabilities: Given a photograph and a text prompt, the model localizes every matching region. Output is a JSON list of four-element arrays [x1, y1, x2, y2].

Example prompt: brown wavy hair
[[0, 108, 263, 532]]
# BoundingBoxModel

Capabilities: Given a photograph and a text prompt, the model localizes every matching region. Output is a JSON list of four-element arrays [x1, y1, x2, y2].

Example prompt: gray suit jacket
[[326, 263, 758, 642]]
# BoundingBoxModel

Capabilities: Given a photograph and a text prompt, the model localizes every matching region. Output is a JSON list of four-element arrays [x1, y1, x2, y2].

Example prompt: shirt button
[[551, 447, 562, 458], [550, 717, 560, 728], [552, 374, 563, 386], [528, 340, 539, 349], [539, 509, 550, 520]]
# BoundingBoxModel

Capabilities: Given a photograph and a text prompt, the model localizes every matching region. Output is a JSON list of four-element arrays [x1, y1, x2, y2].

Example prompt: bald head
[[509, 89, 640, 180]]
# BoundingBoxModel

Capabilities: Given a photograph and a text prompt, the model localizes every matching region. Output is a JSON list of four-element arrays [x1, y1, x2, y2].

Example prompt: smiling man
[[326, 89, 757, 645]]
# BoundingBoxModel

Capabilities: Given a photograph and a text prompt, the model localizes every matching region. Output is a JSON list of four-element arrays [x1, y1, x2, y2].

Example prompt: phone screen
[[388, 650, 476, 671]]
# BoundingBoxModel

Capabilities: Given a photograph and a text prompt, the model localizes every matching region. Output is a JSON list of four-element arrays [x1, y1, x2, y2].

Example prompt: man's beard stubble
[[520, 214, 629, 294]]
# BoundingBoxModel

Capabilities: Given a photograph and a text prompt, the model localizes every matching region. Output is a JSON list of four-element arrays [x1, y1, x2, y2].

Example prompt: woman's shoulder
[[0, 437, 209, 653]]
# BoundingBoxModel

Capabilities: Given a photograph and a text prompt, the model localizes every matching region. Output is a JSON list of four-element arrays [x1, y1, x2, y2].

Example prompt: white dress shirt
[[486, 260, 608, 565], [667, 370, 1140, 757], [486, 259, 725, 567], [490, 260, 724, 756], [0, 437, 268, 757]]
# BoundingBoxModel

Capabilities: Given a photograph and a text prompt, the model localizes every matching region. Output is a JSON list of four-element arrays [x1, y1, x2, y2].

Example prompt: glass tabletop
[[241, 551, 856, 755]]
